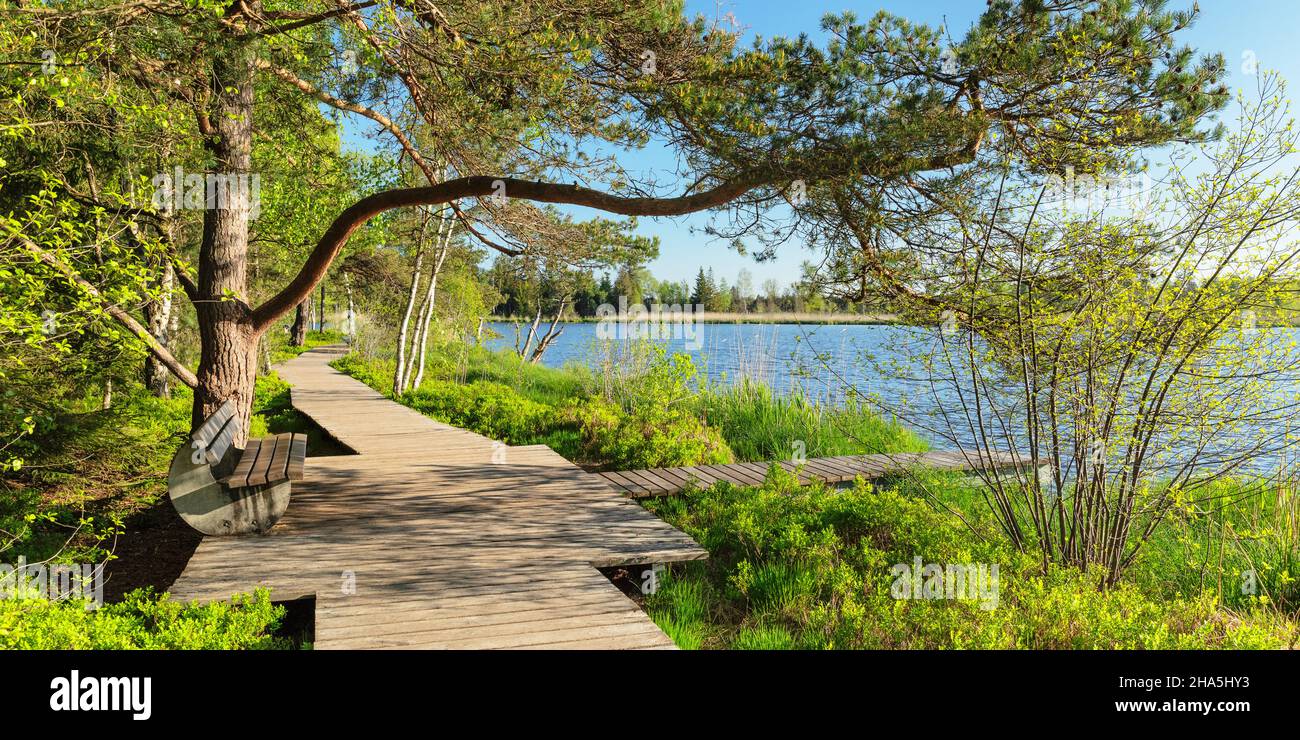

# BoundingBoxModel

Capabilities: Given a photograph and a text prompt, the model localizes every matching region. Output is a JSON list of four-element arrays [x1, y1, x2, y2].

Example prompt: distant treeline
[[485, 261, 895, 320]]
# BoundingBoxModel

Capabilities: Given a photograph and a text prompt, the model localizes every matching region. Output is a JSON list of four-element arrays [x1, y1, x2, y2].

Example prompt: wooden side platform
[[597, 449, 1031, 498], [168, 346, 705, 649]]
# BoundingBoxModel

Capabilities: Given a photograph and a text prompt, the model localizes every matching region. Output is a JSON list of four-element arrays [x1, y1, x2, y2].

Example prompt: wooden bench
[[167, 399, 305, 536]]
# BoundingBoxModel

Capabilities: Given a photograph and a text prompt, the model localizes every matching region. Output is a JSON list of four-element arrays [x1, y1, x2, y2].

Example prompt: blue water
[[485, 320, 917, 401], [484, 320, 1300, 475], [484, 320, 1004, 451]]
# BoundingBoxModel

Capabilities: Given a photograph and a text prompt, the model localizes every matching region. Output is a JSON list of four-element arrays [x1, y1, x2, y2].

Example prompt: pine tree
[[691, 267, 717, 309]]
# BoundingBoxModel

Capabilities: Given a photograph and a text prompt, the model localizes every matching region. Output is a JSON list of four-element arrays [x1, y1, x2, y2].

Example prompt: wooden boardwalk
[[168, 347, 705, 649], [598, 449, 1031, 497]]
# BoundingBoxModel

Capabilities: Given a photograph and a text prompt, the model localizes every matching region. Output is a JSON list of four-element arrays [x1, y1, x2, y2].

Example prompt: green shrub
[[0, 588, 291, 649], [402, 380, 566, 446], [570, 347, 735, 469], [643, 467, 1298, 649], [1129, 476, 1300, 612], [571, 397, 734, 470], [249, 372, 292, 438], [330, 353, 394, 395], [2, 387, 192, 563]]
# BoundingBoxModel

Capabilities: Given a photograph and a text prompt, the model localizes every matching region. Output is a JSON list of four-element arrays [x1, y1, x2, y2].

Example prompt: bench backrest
[[191, 399, 238, 466]]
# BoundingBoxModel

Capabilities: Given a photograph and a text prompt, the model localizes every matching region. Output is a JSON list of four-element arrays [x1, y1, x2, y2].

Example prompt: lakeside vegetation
[[644, 472, 1297, 649], [333, 341, 1300, 649], [332, 341, 923, 470]]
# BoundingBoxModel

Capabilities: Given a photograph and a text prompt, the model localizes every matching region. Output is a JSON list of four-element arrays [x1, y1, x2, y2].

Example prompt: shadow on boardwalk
[[168, 346, 705, 649]]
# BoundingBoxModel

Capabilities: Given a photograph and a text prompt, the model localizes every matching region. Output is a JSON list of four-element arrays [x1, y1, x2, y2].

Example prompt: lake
[[484, 320, 1300, 475], [485, 319, 929, 404]]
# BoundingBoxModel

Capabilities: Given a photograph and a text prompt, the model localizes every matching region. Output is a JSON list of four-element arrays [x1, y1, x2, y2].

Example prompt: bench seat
[[220, 432, 307, 488]]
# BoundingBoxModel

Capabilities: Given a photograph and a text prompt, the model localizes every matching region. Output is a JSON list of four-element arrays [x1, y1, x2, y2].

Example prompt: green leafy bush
[[1130, 476, 1300, 612], [0, 588, 291, 649], [644, 467, 1298, 649], [330, 353, 394, 395], [571, 346, 734, 469], [401, 379, 566, 445], [571, 397, 733, 470], [2, 387, 191, 563]]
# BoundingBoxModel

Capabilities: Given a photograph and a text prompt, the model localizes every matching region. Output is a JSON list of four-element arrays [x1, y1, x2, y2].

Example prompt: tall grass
[[406, 341, 591, 408], [1133, 476, 1300, 612], [697, 381, 928, 462]]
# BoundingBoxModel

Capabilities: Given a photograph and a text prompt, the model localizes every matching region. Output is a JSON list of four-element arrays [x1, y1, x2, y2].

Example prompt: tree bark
[[290, 298, 310, 346], [409, 216, 452, 391], [393, 211, 428, 394], [143, 262, 176, 397], [529, 298, 567, 364], [519, 307, 543, 360], [246, 173, 774, 331], [192, 35, 258, 443], [343, 271, 355, 337]]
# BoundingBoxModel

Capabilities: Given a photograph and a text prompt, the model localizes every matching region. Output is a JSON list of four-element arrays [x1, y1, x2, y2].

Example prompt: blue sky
[[635, 0, 1300, 288], [341, 1, 1300, 288]]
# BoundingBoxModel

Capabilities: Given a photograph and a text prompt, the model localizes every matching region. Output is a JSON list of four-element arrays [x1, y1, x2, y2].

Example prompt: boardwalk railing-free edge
[[167, 399, 306, 536], [597, 449, 1036, 498]]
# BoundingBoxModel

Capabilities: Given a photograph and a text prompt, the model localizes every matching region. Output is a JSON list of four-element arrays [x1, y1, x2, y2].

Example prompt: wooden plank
[[267, 433, 293, 483], [801, 459, 851, 482], [170, 346, 703, 651], [666, 466, 717, 489], [600, 471, 648, 496], [775, 461, 820, 485], [192, 399, 235, 447], [673, 466, 720, 488], [287, 433, 307, 481], [202, 413, 238, 466], [628, 468, 678, 493], [694, 463, 752, 486], [223, 439, 264, 488], [731, 462, 773, 485], [811, 457, 863, 478], [621, 469, 674, 495], [605, 448, 1035, 499], [246, 434, 289, 487], [647, 467, 692, 489]]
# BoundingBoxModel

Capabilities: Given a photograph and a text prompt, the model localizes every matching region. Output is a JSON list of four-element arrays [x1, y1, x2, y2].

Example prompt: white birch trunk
[[393, 209, 430, 394]]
